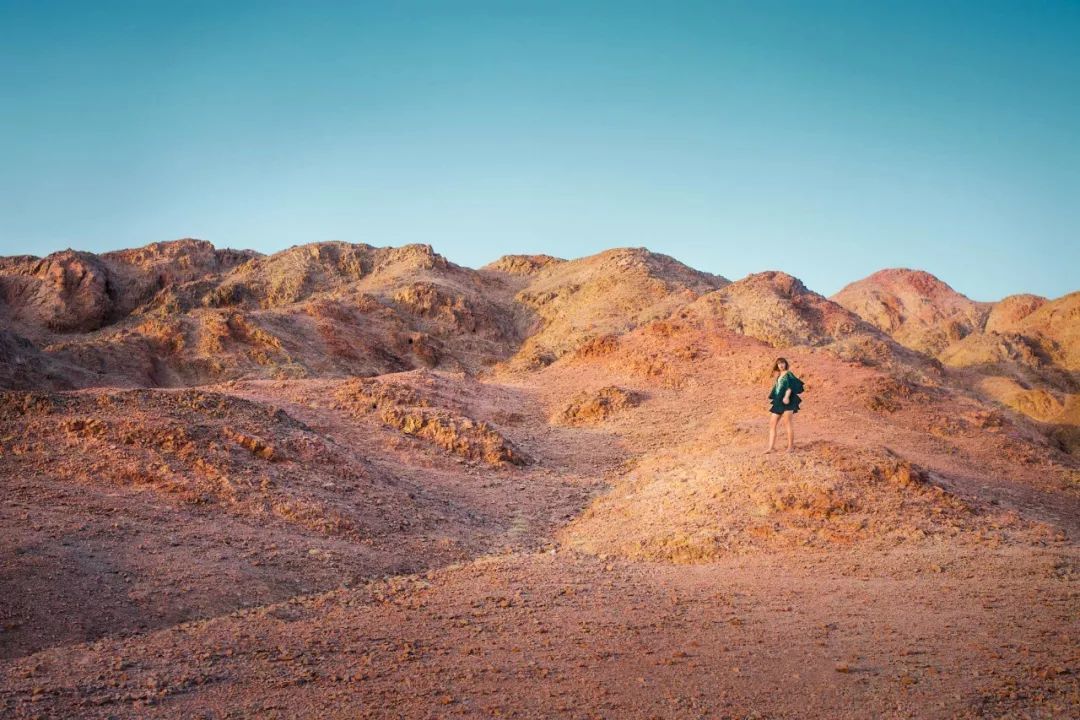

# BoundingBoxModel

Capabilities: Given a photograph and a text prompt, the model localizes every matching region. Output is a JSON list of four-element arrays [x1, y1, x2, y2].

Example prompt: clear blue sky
[[2, 1, 1077, 301]]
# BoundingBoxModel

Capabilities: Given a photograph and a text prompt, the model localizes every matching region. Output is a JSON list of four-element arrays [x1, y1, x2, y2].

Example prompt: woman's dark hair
[[772, 357, 789, 373]]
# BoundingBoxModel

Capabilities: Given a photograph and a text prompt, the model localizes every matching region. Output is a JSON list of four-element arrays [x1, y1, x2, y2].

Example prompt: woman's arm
[[777, 373, 792, 404]]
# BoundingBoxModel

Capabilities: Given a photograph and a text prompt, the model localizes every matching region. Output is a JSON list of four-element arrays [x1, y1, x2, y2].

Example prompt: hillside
[[484, 247, 726, 370], [0, 239, 1076, 719], [835, 269, 1079, 449], [0, 241, 530, 387], [831, 268, 991, 356]]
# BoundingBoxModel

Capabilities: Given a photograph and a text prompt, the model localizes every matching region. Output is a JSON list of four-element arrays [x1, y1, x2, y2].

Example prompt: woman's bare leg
[[783, 411, 795, 451], [765, 412, 780, 453]]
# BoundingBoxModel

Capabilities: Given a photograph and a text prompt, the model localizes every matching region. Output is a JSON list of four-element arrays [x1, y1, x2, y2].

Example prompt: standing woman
[[765, 357, 804, 453]]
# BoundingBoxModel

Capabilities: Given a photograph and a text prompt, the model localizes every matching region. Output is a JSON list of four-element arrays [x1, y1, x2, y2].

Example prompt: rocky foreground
[[1, 240, 1077, 718]]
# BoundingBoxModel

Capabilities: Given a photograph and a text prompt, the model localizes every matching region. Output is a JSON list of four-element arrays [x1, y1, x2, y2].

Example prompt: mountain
[[0, 240, 530, 387], [484, 247, 727, 370], [0, 242, 732, 388], [0, 239, 256, 337], [941, 291, 1080, 373], [833, 270, 1079, 443], [1, 239, 1077, 719], [831, 268, 991, 356]]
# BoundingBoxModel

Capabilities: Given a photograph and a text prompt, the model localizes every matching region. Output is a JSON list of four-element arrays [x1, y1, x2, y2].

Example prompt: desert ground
[[1, 240, 1076, 718]]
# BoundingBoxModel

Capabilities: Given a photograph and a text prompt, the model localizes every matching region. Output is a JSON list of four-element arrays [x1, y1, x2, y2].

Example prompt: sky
[[1, 1, 1078, 301]]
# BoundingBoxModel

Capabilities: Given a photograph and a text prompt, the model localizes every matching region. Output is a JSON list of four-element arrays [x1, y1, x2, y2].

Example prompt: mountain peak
[[483, 254, 565, 276], [832, 268, 989, 355], [855, 268, 964, 298]]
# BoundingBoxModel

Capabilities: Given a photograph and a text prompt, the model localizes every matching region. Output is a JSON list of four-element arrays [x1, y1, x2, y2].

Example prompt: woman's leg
[[783, 411, 795, 451], [765, 412, 780, 452]]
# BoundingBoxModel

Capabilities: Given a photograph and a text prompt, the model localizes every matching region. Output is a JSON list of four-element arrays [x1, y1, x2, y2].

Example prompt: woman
[[765, 357, 804, 453]]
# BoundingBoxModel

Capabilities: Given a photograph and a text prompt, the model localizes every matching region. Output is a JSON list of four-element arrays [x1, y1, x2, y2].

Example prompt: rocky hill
[[0, 239, 257, 337], [1, 241, 529, 387], [1, 239, 1077, 719], [484, 247, 726, 370], [833, 269, 1079, 446], [831, 268, 991, 356], [942, 291, 1080, 372]]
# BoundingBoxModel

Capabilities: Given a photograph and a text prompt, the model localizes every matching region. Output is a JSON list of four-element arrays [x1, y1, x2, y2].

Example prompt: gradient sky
[[2, 1, 1078, 301]]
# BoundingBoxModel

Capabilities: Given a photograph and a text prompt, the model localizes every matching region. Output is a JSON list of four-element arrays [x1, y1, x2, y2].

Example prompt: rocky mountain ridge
[[1, 238, 1077, 718], [3, 242, 1074, 436]]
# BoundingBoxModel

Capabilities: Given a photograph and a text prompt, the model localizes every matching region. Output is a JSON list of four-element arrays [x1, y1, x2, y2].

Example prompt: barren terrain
[[1, 240, 1076, 718]]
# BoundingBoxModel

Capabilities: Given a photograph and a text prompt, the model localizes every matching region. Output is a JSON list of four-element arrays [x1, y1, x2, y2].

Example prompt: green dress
[[768, 371, 803, 414]]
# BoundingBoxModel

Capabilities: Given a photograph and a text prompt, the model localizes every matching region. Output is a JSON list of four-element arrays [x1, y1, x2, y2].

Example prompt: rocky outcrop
[[985, 294, 1049, 334], [334, 377, 528, 466], [552, 386, 642, 426], [483, 254, 565, 276], [0, 240, 257, 335], [691, 271, 869, 348]]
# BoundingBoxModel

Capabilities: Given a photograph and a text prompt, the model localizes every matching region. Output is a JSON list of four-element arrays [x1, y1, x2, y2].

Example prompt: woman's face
[[776, 361, 787, 372]]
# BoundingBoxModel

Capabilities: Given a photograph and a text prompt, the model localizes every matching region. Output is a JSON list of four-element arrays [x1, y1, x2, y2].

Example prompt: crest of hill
[[940, 291, 1080, 373], [0, 240, 535, 388], [197, 241, 475, 310], [689, 271, 871, 348], [928, 289, 1080, 450], [500, 247, 728, 369], [482, 254, 565, 277], [831, 268, 991, 356], [993, 291, 1080, 372], [0, 239, 257, 336], [669, 271, 935, 377], [833, 270, 1079, 433], [985, 294, 1048, 334]]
